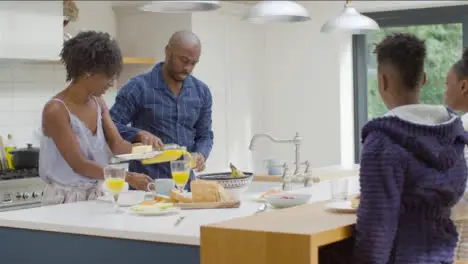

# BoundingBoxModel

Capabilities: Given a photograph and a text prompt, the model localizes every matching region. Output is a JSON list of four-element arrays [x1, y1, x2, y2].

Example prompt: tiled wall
[[0, 60, 150, 148]]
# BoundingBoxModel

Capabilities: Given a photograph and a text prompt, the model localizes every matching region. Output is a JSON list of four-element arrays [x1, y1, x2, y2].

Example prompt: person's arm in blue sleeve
[[193, 87, 214, 160], [354, 134, 404, 264], [110, 80, 142, 142]]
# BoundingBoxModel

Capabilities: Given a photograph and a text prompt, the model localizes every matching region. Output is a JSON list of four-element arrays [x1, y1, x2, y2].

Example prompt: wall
[[191, 10, 266, 172]]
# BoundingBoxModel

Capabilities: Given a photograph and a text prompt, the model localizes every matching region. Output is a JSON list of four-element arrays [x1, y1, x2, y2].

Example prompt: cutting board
[[177, 200, 240, 210]]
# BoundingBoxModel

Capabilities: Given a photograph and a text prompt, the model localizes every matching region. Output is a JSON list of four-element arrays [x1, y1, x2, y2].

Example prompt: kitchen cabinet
[[0, 1, 63, 60]]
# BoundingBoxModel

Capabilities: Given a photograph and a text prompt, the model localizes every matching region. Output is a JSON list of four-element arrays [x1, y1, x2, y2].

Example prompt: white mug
[[147, 179, 175, 196]]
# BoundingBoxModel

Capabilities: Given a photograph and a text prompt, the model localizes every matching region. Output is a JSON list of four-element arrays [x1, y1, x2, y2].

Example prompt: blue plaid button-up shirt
[[110, 62, 214, 179]]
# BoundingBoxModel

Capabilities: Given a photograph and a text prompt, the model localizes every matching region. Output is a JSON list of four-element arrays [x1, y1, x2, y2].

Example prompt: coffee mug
[[147, 179, 175, 196], [264, 159, 284, 175]]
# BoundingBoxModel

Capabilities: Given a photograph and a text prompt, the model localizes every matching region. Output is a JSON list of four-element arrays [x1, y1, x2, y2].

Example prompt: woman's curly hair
[[60, 30, 123, 82]]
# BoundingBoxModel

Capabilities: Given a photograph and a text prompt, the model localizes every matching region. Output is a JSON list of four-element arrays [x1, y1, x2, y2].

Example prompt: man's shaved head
[[164, 30, 201, 83], [168, 30, 201, 51]]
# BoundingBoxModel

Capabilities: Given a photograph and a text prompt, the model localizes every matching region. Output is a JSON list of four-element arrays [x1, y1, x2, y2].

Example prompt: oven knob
[[32, 192, 41, 198], [22, 192, 30, 199], [15, 192, 22, 199]]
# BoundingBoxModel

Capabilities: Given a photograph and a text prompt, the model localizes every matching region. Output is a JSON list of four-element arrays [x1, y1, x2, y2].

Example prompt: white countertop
[[0, 177, 360, 246]]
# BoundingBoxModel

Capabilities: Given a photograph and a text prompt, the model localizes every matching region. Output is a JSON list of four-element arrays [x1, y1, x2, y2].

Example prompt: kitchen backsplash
[[0, 60, 149, 148]]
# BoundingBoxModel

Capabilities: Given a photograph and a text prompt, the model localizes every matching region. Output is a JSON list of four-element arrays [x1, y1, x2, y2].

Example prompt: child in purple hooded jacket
[[354, 33, 468, 264]]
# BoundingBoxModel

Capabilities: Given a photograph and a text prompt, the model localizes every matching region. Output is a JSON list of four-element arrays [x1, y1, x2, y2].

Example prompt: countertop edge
[[0, 218, 200, 246]]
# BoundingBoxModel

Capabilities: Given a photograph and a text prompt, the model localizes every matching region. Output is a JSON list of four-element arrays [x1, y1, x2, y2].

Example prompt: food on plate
[[351, 194, 360, 209], [131, 201, 174, 212], [229, 162, 245, 177], [279, 196, 296, 200], [131, 144, 153, 154], [190, 180, 232, 203], [259, 188, 282, 199], [154, 194, 172, 203], [170, 189, 194, 203]]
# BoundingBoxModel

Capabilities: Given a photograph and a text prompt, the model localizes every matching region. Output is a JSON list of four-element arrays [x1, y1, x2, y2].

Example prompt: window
[[353, 5, 468, 162]]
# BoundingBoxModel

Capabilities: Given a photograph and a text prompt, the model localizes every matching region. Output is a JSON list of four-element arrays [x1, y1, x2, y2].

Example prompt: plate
[[325, 200, 357, 213], [96, 191, 149, 207], [114, 151, 162, 161], [129, 204, 180, 216]]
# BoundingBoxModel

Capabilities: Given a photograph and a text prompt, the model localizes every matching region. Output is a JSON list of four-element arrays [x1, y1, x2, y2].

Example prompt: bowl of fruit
[[196, 163, 253, 200]]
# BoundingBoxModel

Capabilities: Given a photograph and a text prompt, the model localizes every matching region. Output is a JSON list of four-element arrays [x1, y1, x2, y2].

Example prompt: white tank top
[[39, 97, 110, 187]]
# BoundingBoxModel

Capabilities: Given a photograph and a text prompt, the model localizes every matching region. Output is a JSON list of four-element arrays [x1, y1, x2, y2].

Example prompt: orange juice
[[142, 149, 195, 167], [105, 178, 125, 193], [172, 171, 190, 186]]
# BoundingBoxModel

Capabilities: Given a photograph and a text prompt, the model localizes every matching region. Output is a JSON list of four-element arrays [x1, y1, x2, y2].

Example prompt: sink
[[244, 176, 360, 204]]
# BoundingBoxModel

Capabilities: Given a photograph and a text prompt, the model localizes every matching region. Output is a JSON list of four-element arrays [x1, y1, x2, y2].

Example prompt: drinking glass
[[331, 177, 349, 201], [170, 160, 191, 193], [104, 166, 126, 213]]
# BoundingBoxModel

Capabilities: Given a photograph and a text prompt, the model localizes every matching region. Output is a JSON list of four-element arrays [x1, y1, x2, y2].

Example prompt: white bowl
[[265, 193, 312, 209], [196, 172, 253, 200]]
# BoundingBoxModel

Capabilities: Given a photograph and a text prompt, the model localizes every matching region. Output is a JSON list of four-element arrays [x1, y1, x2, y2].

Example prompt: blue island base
[[0, 227, 200, 264]]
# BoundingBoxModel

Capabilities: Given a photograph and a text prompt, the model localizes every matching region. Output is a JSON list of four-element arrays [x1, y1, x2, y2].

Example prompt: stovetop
[[0, 168, 44, 211], [0, 168, 39, 181]]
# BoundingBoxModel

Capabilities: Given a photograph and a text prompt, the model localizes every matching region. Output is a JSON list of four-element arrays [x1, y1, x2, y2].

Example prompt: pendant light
[[321, 0, 379, 34], [243, 1, 310, 23], [139, 1, 221, 13]]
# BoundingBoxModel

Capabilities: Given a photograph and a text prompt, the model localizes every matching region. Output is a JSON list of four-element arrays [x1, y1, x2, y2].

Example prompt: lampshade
[[321, 5, 380, 34], [139, 1, 221, 13], [243, 1, 310, 23]]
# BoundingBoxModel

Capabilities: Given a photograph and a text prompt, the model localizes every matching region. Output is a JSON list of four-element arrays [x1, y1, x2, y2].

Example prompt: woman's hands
[[126, 172, 153, 191]]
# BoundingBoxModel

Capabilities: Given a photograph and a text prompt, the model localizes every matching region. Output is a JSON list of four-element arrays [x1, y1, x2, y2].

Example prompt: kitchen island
[[0, 165, 360, 264]]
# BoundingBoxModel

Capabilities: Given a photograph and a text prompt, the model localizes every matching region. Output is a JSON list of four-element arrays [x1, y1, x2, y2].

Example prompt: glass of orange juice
[[104, 166, 126, 213], [170, 160, 191, 193]]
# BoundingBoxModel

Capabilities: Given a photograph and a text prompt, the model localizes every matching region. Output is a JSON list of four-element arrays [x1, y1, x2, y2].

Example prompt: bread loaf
[[190, 180, 232, 203]]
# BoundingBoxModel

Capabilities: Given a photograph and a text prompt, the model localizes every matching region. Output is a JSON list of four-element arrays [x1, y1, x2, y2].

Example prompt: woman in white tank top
[[40, 31, 152, 206]]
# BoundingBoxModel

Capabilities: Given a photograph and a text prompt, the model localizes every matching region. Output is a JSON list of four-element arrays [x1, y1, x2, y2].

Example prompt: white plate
[[114, 151, 162, 161], [325, 200, 357, 213], [96, 191, 149, 207], [129, 205, 180, 216], [250, 193, 267, 203]]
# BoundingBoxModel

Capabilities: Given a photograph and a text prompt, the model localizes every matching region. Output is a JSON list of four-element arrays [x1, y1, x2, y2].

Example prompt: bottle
[[4, 134, 16, 169]]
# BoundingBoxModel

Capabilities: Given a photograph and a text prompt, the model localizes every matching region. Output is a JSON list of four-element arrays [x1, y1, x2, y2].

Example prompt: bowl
[[264, 193, 312, 209], [196, 172, 253, 200]]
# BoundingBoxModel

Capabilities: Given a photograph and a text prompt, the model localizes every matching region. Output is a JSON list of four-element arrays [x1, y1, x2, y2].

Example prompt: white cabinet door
[[0, 1, 62, 60]]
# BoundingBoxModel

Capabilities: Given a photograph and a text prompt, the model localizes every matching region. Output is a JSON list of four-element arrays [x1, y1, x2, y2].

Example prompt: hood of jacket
[[361, 104, 468, 171]]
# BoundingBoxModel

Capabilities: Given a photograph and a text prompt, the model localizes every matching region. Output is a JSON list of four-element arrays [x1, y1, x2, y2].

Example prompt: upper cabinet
[[0, 1, 63, 60]]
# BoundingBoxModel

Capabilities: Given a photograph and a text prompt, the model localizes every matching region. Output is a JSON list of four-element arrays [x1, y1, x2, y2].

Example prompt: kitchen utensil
[[0, 136, 6, 170], [9, 143, 39, 169], [196, 171, 253, 200], [141, 144, 195, 167], [174, 215, 186, 226], [265, 193, 312, 209], [147, 178, 175, 196], [177, 200, 241, 210], [255, 203, 267, 214]]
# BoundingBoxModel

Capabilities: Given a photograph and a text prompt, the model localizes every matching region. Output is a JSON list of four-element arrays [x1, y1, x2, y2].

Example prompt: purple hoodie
[[354, 104, 468, 264]]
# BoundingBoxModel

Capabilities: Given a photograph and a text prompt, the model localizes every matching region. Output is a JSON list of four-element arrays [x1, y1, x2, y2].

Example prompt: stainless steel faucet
[[248, 132, 303, 174]]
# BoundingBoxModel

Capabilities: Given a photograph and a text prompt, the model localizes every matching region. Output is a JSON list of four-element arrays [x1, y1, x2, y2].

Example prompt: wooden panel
[[201, 227, 316, 264]]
